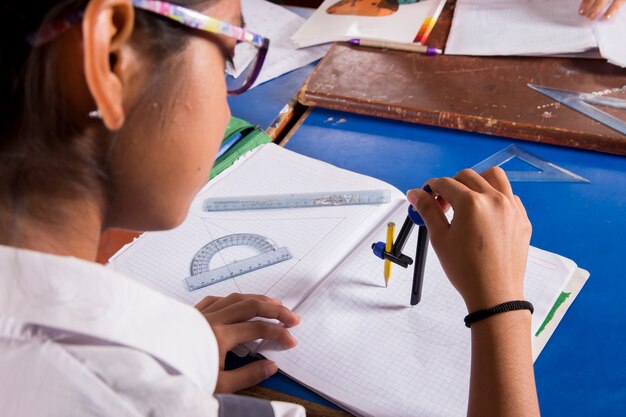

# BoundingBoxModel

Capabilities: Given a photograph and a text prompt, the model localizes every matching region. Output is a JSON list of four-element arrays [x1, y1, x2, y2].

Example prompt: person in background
[[0, 0, 539, 416]]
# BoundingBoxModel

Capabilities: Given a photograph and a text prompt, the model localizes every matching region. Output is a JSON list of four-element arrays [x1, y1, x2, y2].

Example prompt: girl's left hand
[[196, 293, 300, 393]]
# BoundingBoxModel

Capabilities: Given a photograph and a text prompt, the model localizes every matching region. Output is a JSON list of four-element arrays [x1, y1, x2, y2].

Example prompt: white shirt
[[0, 245, 304, 417]]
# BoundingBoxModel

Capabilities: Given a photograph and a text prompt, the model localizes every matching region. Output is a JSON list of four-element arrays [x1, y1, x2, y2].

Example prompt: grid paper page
[[108, 144, 405, 311], [261, 205, 577, 417]]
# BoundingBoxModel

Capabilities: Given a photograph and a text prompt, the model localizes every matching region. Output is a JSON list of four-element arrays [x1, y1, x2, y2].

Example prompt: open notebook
[[109, 144, 588, 417]]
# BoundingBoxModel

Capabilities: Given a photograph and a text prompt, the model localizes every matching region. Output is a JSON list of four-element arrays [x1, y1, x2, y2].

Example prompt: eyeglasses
[[28, 0, 269, 95]]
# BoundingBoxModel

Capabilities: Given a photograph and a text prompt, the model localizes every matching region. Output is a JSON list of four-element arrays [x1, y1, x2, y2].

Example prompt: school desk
[[298, 0, 626, 155], [99, 78, 625, 417], [277, 106, 626, 417]]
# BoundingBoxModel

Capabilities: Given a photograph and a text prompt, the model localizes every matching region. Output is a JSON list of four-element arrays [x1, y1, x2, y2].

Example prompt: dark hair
[[0, 0, 209, 237]]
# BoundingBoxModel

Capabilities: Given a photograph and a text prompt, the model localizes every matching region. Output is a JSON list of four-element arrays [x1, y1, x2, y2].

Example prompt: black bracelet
[[464, 300, 534, 328]]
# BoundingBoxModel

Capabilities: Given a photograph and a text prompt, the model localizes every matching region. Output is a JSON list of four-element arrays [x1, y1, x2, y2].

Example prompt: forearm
[[467, 310, 540, 417]]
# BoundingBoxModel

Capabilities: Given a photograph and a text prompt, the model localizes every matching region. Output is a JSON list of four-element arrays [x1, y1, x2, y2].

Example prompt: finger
[[425, 177, 473, 208], [200, 293, 281, 314], [406, 188, 450, 236], [206, 298, 301, 327], [514, 195, 529, 219], [215, 360, 278, 393], [604, 0, 625, 18], [435, 194, 451, 213], [453, 169, 494, 194], [579, 0, 597, 14], [225, 321, 297, 350], [195, 296, 220, 311], [588, 0, 609, 18], [481, 167, 514, 198], [514, 196, 533, 239]]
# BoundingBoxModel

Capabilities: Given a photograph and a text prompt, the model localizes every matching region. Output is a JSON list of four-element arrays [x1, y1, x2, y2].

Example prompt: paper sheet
[[108, 144, 404, 311], [229, 0, 329, 88], [593, 7, 626, 67], [292, 0, 438, 47], [446, 0, 597, 55], [445, 0, 626, 67], [260, 205, 577, 417]]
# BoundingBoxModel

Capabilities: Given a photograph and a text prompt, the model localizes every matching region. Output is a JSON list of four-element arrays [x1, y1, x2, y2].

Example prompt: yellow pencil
[[384, 222, 395, 287]]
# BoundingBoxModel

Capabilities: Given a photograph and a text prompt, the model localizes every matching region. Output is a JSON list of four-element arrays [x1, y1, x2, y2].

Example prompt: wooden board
[[298, 1, 626, 155]]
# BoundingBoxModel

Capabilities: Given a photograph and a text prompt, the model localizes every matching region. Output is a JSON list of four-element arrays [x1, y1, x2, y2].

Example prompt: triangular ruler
[[471, 144, 589, 183]]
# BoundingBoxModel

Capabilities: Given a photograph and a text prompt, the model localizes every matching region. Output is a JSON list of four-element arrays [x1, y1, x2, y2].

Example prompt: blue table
[[228, 62, 317, 131], [280, 107, 626, 416]]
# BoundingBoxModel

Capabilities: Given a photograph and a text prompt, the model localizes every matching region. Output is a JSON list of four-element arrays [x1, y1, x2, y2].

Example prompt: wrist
[[463, 289, 525, 314], [465, 300, 534, 328], [470, 308, 532, 332]]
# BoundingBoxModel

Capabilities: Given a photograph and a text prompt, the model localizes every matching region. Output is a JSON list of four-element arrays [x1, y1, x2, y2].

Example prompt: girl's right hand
[[406, 167, 532, 313]]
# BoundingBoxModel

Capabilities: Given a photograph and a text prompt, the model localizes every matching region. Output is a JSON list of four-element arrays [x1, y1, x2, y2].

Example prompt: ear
[[83, 0, 135, 130]]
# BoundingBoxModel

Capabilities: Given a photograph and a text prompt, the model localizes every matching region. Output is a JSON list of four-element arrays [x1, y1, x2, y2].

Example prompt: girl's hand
[[407, 167, 532, 313], [579, 0, 625, 20], [196, 293, 300, 393]]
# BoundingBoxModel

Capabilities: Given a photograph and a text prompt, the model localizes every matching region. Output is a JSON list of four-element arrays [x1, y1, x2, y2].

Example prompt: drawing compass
[[528, 83, 626, 137], [372, 202, 429, 306]]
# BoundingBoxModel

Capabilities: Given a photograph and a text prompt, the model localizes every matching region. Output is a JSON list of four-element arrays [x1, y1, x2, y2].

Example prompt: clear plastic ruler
[[471, 144, 589, 183], [203, 189, 391, 212]]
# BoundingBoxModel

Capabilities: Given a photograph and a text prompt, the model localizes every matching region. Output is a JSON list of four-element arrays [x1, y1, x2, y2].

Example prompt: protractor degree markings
[[185, 233, 293, 291]]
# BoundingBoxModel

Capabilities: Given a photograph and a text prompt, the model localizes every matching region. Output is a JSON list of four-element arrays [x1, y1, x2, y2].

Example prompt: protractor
[[185, 233, 292, 291]]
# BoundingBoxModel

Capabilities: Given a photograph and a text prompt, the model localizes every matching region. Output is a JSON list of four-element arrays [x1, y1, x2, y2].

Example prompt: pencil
[[416, 0, 447, 44], [384, 222, 395, 287], [349, 38, 442, 56]]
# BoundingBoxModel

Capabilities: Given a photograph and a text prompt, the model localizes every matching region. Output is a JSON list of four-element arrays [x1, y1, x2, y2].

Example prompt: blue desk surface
[[227, 62, 317, 130], [280, 107, 626, 416]]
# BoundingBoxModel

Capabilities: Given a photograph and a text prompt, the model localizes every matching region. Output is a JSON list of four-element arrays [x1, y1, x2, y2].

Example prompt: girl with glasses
[[0, 0, 539, 416]]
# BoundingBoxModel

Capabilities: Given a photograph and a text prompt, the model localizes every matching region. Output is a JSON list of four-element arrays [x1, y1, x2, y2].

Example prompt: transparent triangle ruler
[[528, 83, 626, 137], [471, 144, 589, 183]]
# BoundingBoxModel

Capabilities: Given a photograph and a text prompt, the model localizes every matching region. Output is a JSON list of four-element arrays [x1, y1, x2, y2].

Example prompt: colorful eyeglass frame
[[28, 0, 270, 95]]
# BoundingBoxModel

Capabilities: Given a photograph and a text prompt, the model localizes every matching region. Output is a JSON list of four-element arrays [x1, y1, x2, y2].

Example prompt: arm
[[468, 309, 538, 417], [407, 167, 540, 417]]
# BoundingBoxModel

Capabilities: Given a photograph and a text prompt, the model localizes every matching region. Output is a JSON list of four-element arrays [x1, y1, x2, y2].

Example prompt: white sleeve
[[70, 344, 306, 417], [65, 344, 220, 417]]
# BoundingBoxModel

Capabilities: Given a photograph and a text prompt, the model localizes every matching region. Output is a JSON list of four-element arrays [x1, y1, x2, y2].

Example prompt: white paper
[[446, 0, 597, 56], [593, 7, 626, 67], [445, 0, 626, 67], [229, 0, 330, 88], [260, 204, 577, 417], [292, 0, 438, 47]]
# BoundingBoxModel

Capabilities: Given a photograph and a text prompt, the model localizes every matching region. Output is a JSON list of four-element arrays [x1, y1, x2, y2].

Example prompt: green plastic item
[[209, 117, 271, 180]]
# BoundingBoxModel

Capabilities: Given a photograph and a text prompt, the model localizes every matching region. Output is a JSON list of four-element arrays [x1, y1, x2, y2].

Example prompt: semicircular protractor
[[185, 233, 292, 291]]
